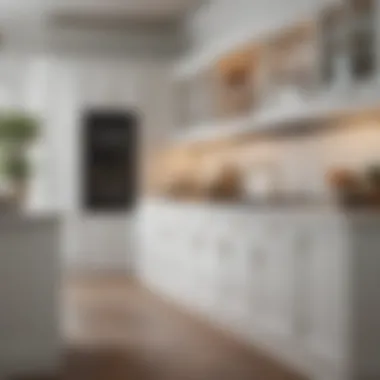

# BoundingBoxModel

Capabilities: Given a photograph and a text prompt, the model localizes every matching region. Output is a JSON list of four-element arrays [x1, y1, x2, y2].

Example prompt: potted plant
[[0, 111, 40, 207]]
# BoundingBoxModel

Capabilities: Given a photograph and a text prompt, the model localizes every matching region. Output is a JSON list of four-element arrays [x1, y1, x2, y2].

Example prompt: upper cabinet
[[348, 0, 377, 80], [174, 0, 380, 142], [259, 22, 319, 105], [320, 0, 377, 85], [319, 3, 349, 85], [175, 21, 319, 128]]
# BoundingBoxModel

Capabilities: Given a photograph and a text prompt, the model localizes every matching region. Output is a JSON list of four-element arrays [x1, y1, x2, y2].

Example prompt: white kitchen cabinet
[[0, 215, 61, 378], [138, 199, 380, 380]]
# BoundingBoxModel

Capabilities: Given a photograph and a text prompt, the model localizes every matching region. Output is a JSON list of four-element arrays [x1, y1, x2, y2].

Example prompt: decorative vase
[[327, 168, 364, 207], [208, 164, 242, 201]]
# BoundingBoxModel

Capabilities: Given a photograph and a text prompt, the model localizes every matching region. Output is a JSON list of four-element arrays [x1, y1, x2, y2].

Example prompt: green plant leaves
[[0, 111, 40, 143], [0, 111, 40, 182]]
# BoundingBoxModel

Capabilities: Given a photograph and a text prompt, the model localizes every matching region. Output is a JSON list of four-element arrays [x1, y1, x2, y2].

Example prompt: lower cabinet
[[138, 200, 380, 380], [0, 217, 61, 378]]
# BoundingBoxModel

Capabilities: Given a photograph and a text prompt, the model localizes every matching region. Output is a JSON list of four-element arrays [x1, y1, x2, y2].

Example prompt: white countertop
[[141, 197, 380, 220]]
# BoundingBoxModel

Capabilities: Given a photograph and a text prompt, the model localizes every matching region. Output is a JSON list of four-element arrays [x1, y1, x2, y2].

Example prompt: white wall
[[48, 57, 177, 272], [0, 53, 177, 272]]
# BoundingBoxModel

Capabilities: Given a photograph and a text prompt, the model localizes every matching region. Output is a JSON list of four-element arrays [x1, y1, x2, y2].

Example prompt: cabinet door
[[266, 220, 295, 337], [292, 224, 314, 340], [0, 226, 59, 341], [296, 216, 347, 363]]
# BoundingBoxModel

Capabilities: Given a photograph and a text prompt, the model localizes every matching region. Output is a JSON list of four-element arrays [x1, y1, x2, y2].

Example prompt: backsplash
[[148, 116, 380, 201], [199, 118, 380, 197]]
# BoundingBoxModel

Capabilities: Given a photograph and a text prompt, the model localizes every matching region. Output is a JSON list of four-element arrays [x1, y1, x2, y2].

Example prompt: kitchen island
[[0, 213, 61, 378], [137, 198, 380, 380]]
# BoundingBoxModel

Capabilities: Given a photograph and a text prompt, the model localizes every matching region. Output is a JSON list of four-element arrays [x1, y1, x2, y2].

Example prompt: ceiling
[[0, 0, 203, 51], [0, 0, 201, 20]]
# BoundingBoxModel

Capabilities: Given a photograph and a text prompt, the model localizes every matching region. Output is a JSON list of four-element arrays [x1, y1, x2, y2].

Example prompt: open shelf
[[172, 82, 380, 145]]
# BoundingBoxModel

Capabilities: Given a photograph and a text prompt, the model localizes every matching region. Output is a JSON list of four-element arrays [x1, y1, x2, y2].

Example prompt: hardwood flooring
[[14, 275, 307, 380]]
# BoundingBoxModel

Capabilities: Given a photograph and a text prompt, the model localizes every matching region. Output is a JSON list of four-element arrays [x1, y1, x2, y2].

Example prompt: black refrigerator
[[82, 110, 138, 212]]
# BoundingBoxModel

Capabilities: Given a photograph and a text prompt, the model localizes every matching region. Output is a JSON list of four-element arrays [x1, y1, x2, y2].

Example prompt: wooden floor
[[16, 275, 306, 380]]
